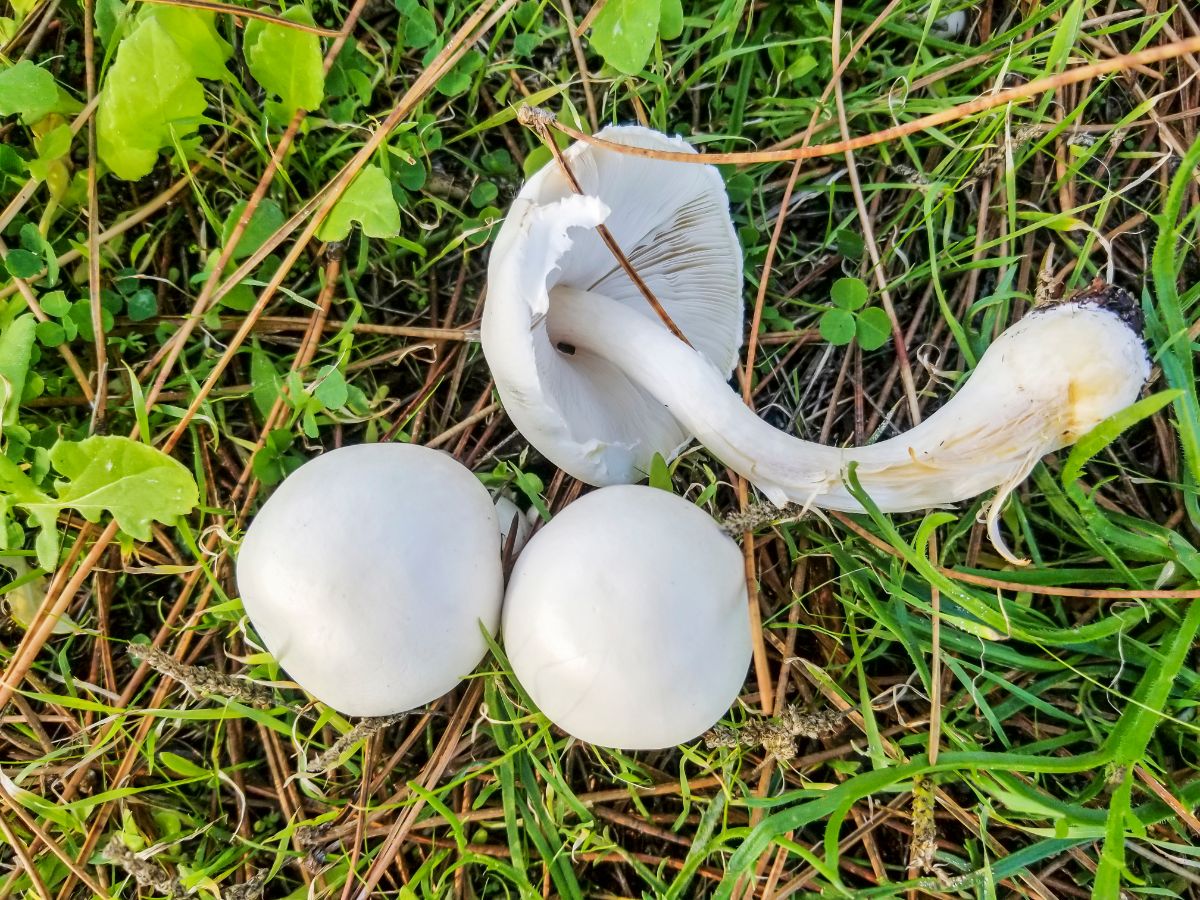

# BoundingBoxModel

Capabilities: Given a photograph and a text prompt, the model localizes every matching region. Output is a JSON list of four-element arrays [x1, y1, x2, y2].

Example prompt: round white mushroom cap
[[236, 443, 503, 717], [502, 484, 750, 749], [482, 125, 743, 487]]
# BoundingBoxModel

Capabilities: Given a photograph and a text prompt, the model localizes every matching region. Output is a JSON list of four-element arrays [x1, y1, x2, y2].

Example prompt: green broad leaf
[[436, 50, 482, 97], [35, 320, 65, 347], [513, 32, 539, 57], [317, 165, 401, 241], [830, 276, 868, 310], [244, 7, 325, 121], [34, 122, 72, 160], [522, 144, 552, 178], [0, 61, 58, 123], [403, 4, 437, 49], [787, 53, 818, 83], [834, 228, 864, 260], [220, 198, 285, 260], [589, 0, 661, 75], [19, 436, 198, 557], [818, 308, 856, 346], [0, 145, 24, 178], [96, 9, 231, 180], [648, 452, 673, 492], [312, 366, 348, 409], [854, 306, 892, 351], [27, 122, 72, 184], [95, 0, 130, 46], [126, 288, 158, 322], [3, 248, 41, 279], [0, 454, 44, 507], [0, 314, 36, 425], [18, 223, 57, 288], [659, 0, 683, 40], [138, 5, 232, 80], [254, 428, 298, 485], [68, 300, 114, 342], [249, 340, 282, 419], [396, 158, 426, 191], [469, 181, 498, 208], [39, 290, 70, 317], [0, 557, 74, 634]]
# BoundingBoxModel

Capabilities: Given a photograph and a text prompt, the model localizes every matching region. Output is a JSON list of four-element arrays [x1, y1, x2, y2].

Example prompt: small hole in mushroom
[[556, 342, 576, 356]]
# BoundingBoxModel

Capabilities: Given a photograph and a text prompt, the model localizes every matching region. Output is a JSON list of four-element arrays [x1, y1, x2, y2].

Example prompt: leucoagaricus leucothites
[[236, 443, 503, 717], [482, 125, 744, 486], [483, 126, 1151, 562], [502, 484, 751, 749]]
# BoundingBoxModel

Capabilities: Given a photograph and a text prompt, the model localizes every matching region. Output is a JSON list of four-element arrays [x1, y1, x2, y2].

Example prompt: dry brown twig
[[535, 33, 1200, 165]]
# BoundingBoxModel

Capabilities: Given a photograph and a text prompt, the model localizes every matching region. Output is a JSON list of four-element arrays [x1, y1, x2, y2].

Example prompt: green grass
[[2, 0, 1200, 896]]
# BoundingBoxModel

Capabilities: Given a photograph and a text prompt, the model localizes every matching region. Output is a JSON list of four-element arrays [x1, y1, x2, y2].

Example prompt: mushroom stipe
[[483, 126, 1151, 564]]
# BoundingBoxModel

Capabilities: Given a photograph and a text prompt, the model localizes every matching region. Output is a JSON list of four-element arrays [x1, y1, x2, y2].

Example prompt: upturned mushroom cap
[[502, 484, 751, 749], [236, 443, 503, 717], [482, 125, 743, 486]]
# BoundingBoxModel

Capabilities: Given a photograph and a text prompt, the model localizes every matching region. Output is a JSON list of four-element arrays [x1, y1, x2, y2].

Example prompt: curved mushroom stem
[[549, 287, 1149, 563]]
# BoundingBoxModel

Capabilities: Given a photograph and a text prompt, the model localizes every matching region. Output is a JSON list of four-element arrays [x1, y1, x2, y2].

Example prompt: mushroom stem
[[549, 287, 1149, 562]]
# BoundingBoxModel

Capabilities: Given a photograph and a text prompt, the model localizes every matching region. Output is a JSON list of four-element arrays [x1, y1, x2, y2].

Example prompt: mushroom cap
[[236, 443, 503, 717], [502, 484, 750, 749], [482, 125, 743, 486]]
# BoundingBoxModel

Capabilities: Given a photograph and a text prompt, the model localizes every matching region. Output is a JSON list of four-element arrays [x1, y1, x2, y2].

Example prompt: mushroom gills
[[548, 286, 1150, 563], [480, 126, 745, 487]]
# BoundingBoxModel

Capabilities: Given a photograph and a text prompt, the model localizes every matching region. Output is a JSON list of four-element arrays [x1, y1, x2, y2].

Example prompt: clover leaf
[[589, 0, 684, 75], [244, 6, 325, 122], [818, 277, 893, 351]]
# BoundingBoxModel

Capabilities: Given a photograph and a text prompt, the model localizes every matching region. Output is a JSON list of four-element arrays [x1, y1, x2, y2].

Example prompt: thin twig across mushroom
[[483, 127, 1150, 562]]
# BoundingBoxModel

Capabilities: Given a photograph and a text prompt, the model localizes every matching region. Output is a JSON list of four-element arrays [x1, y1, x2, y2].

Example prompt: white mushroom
[[502, 484, 750, 749], [236, 443, 503, 717], [482, 124, 744, 486], [931, 8, 968, 37], [482, 128, 1150, 562]]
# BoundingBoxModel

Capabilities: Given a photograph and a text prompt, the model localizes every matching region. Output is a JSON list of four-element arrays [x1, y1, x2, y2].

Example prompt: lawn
[[2, 0, 1200, 896]]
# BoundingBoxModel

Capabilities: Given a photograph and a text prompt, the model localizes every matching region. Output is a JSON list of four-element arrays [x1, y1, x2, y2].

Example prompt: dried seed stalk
[[719, 502, 806, 536], [127, 644, 276, 709], [307, 713, 405, 773], [223, 869, 268, 900], [908, 773, 938, 873], [705, 705, 846, 760], [103, 836, 185, 897]]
